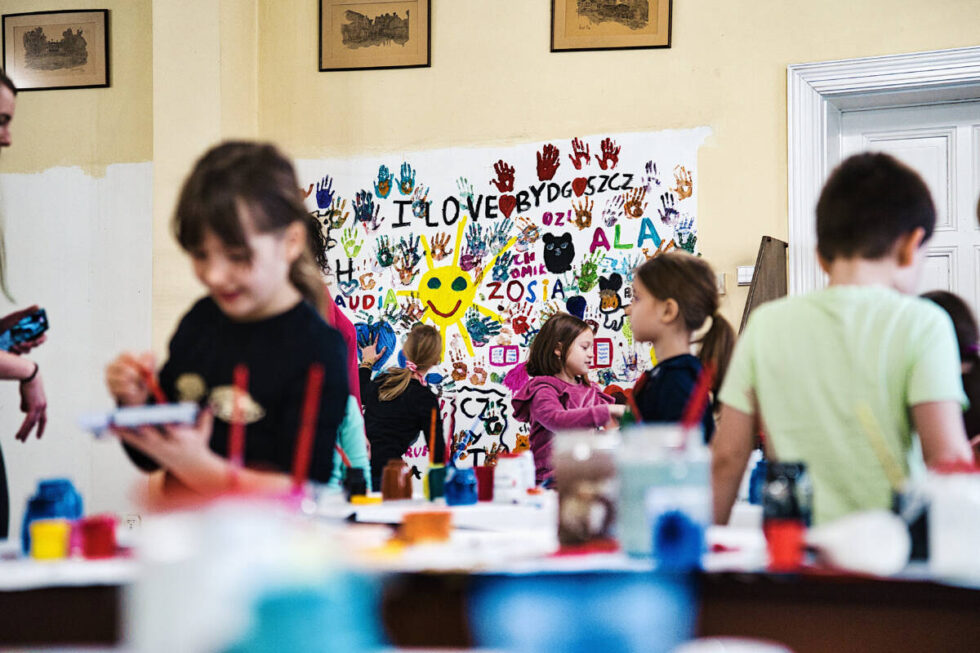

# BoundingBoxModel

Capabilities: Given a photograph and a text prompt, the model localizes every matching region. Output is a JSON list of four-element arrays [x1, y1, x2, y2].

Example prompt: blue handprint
[[465, 223, 488, 260], [676, 216, 697, 254], [489, 218, 513, 251], [465, 309, 502, 347], [315, 175, 335, 211], [398, 162, 416, 195], [354, 190, 380, 226], [492, 251, 513, 282], [374, 165, 393, 199], [411, 185, 430, 219]]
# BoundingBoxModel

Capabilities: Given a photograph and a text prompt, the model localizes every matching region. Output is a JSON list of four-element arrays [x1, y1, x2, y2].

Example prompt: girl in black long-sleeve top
[[359, 324, 444, 489]]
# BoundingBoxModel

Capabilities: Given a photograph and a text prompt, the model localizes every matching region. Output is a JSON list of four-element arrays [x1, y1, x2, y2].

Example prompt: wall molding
[[787, 46, 980, 294]]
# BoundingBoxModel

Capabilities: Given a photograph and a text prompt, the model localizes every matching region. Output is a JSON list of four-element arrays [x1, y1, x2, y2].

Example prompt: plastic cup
[[80, 514, 117, 559], [475, 465, 495, 502], [30, 519, 71, 560], [764, 519, 805, 572], [425, 464, 446, 501]]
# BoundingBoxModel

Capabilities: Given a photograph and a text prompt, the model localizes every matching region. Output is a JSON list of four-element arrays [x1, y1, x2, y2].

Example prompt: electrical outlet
[[716, 272, 726, 295], [123, 514, 141, 530]]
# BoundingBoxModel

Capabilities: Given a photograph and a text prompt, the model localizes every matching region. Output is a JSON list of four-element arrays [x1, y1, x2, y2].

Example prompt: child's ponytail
[[698, 311, 736, 396], [378, 324, 442, 401]]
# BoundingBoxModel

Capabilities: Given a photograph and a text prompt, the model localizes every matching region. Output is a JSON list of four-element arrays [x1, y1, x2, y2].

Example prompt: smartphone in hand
[[0, 308, 48, 351]]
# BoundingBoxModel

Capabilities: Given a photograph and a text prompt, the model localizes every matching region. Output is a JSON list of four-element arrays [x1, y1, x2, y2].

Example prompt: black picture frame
[[2, 9, 110, 91], [319, 0, 431, 72], [551, 0, 672, 53]]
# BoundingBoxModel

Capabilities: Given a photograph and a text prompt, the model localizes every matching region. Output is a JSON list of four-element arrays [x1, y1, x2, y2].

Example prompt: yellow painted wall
[[253, 0, 980, 328], [0, 0, 152, 175], [151, 0, 258, 353]]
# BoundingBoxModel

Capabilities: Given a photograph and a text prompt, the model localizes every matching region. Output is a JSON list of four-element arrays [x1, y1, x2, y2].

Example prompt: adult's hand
[[16, 367, 46, 441]]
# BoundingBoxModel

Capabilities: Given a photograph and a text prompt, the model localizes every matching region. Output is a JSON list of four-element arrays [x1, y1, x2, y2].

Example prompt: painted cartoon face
[[398, 214, 516, 357], [418, 265, 477, 326]]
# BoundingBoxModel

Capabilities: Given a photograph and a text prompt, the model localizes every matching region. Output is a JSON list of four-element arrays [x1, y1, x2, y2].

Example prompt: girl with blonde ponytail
[[626, 252, 736, 442], [105, 141, 350, 496], [359, 324, 444, 488]]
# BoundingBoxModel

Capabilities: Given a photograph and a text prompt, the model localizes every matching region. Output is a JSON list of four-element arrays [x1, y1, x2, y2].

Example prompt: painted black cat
[[542, 232, 575, 274]]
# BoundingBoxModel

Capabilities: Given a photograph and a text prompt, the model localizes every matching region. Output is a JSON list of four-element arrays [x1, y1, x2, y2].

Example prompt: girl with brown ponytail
[[626, 252, 736, 442], [359, 324, 445, 489], [105, 141, 350, 495]]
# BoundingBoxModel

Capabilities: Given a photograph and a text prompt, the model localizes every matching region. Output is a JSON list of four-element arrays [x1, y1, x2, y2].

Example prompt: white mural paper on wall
[[0, 163, 152, 533], [297, 128, 710, 470]]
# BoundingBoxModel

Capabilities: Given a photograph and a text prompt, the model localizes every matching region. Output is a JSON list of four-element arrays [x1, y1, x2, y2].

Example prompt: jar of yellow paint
[[30, 519, 71, 560]]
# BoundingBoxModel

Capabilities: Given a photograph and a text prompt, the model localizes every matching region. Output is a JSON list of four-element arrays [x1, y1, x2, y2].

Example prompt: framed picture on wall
[[551, 0, 672, 52], [319, 0, 430, 72], [2, 10, 109, 91]]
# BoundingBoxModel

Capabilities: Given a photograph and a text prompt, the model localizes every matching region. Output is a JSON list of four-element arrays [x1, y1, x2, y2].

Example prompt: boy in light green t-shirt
[[713, 153, 974, 525]]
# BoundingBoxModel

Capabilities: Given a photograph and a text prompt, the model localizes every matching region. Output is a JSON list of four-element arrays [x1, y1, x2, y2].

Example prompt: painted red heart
[[499, 194, 517, 219], [572, 177, 588, 197]]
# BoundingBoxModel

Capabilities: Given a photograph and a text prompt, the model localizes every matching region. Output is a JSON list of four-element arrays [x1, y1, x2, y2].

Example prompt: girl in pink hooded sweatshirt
[[511, 313, 625, 484]]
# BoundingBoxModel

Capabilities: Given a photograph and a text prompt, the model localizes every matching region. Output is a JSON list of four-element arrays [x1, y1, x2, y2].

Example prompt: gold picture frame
[[551, 0, 671, 52], [2, 9, 109, 91], [319, 0, 430, 72]]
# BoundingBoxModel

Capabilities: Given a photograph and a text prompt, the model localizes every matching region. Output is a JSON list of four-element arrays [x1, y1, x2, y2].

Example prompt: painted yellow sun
[[399, 214, 516, 356]]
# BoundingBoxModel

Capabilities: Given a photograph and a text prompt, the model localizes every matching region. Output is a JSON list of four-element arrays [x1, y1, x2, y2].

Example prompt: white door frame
[[788, 46, 980, 295]]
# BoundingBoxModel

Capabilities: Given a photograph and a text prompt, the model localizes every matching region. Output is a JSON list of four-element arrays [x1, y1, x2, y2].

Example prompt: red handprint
[[491, 160, 516, 193], [536, 144, 561, 181], [595, 138, 620, 170], [568, 138, 591, 170], [509, 303, 533, 335]]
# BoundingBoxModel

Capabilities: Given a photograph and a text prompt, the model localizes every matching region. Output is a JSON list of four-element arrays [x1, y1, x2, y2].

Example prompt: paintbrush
[[680, 362, 715, 446], [291, 364, 325, 492], [227, 364, 249, 488]]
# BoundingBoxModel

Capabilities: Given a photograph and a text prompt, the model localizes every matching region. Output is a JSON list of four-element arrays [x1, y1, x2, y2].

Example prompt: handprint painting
[[296, 127, 709, 452], [399, 214, 516, 356]]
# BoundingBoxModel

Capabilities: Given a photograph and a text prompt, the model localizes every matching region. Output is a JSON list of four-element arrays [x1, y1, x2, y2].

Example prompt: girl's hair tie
[[405, 361, 418, 372]]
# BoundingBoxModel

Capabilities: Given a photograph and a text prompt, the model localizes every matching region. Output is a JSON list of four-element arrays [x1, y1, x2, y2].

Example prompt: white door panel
[[842, 102, 980, 317]]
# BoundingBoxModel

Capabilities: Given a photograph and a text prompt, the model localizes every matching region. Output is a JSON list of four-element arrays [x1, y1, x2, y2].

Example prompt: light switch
[[737, 266, 755, 286]]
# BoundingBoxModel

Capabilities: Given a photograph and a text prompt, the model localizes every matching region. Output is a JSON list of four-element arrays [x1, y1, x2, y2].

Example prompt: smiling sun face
[[399, 214, 515, 357]]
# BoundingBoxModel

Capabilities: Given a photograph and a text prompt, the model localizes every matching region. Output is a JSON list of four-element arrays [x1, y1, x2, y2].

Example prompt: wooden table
[[4, 560, 980, 651]]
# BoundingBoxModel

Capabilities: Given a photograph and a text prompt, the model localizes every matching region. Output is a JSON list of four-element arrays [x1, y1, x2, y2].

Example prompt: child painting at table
[[512, 312, 625, 484], [359, 323, 445, 490], [626, 252, 735, 442], [105, 141, 350, 496], [711, 152, 973, 526]]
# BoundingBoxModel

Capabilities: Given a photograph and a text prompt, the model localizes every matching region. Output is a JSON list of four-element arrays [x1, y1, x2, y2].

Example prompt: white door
[[841, 102, 980, 316]]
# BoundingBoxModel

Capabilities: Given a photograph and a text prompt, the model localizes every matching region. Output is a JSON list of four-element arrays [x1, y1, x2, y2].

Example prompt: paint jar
[[475, 465, 495, 502], [616, 425, 710, 557], [554, 432, 619, 547], [30, 519, 71, 560], [494, 453, 525, 504], [21, 478, 84, 555], [425, 464, 446, 501], [444, 467, 478, 506], [401, 511, 452, 543], [79, 514, 117, 559], [342, 468, 368, 502], [762, 462, 812, 572], [380, 460, 412, 500], [763, 462, 813, 526]]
